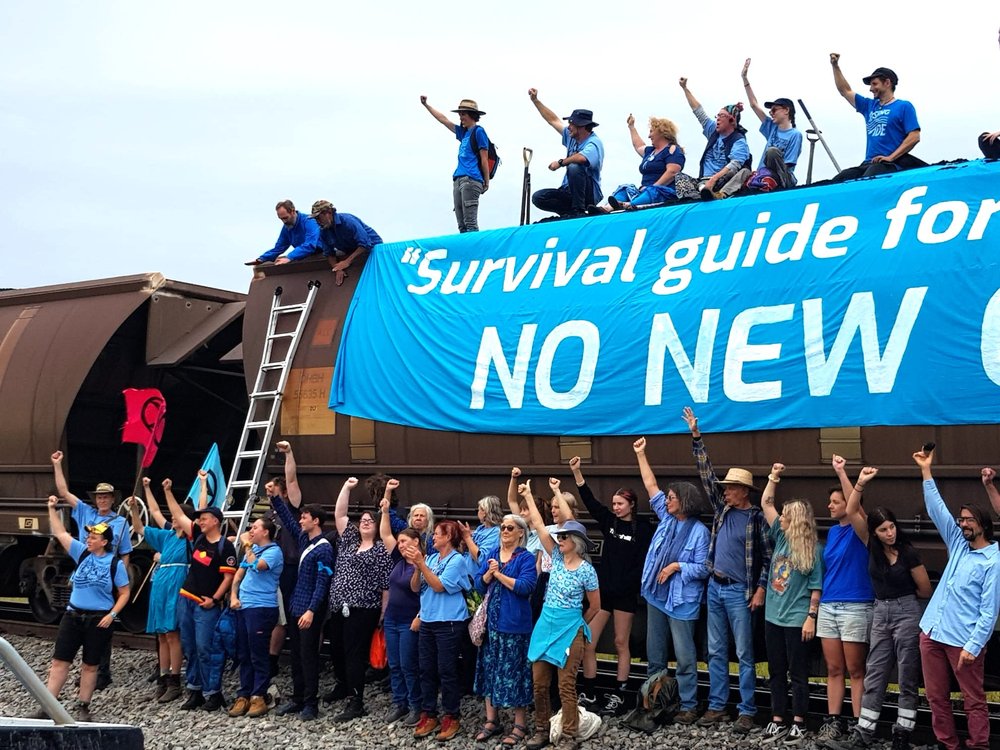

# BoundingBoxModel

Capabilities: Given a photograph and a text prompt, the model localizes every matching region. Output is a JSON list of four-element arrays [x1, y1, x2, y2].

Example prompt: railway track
[[0, 615, 155, 651]]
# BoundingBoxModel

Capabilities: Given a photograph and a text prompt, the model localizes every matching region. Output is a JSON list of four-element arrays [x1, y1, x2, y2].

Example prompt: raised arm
[[142, 477, 168, 529], [528, 88, 564, 134], [684, 406, 724, 512], [829, 53, 856, 107], [626, 114, 646, 156], [276, 441, 302, 508], [334, 477, 358, 536], [162, 478, 194, 537], [420, 95, 457, 132], [379, 479, 400, 553], [519, 480, 554, 555], [196, 469, 209, 510], [740, 58, 767, 123], [761, 463, 784, 526], [678, 77, 701, 113], [831, 455, 857, 510], [847, 466, 878, 545], [981, 467, 1000, 516], [549, 477, 573, 526], [126, 495, 144, 537], [460, 521, 480, 564], [50, 451, 79, 508], [569, 455, 586, 487], [507, 467, 522, 515], [633, 437, 661, 499], [46, 495, 74, 552]]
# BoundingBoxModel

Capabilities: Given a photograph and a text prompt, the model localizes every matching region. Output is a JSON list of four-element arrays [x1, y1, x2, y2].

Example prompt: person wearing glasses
[[470, 509, 537, 745], [912, 448, 1000, 750], [326, 477, 394, 724], [521, 477, 600, 750]]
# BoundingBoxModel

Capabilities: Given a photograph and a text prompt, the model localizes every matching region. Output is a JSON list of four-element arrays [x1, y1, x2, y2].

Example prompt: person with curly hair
[[605, 116, 685, 210]]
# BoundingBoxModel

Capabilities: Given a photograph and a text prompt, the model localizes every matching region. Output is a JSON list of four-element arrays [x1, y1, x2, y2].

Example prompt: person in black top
[[829, 467, 931, 750], [569, 456, 653, 716]]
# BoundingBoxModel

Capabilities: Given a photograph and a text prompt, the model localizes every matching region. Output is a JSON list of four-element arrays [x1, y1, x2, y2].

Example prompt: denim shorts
[[817, 601, 874, 642]]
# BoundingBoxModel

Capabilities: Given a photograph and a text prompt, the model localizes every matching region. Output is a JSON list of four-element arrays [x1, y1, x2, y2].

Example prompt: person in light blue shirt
[[679, 77, 752, 201], [913, 448, 999, 750], [250, 199, 323, 265], [529, 88, 604, 218], [229, 517, 284, 718]]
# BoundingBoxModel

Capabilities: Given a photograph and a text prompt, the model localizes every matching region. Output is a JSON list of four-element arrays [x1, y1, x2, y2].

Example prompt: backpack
[[469, 125, 500, 179], [621, 669, 680, 733], [76, 550, 123, 599]]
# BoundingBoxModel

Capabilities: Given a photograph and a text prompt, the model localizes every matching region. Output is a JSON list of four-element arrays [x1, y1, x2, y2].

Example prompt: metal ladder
[[223, 280, 320, 541]]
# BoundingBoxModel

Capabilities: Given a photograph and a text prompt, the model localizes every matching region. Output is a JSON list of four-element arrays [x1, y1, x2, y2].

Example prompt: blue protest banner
[[331, 160, 1000, 435], [186, 443, 226, 508]]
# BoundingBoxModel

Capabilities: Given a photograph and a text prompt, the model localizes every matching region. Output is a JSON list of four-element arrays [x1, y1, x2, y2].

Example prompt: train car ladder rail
[[223, 280, 320, 541]]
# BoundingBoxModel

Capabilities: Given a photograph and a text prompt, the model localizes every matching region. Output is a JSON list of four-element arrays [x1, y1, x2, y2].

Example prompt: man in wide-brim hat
[[419, 95, 492, 233]]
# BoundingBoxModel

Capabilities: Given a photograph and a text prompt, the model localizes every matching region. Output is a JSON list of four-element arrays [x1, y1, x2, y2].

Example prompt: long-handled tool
[[520, 148, 533, 225], [797, 99, 841, 184]]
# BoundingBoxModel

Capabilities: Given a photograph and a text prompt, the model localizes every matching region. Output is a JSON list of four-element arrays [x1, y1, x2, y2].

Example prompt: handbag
[[467, 587, 491, 646], [369, 625, 388, 670]]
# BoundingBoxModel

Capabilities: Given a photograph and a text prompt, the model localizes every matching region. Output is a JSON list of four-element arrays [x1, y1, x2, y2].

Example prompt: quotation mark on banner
[[401, 247, 423, 265]]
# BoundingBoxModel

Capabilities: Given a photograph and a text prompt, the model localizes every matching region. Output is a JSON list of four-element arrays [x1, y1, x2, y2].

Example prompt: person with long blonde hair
[[759, 463, 823, 746]]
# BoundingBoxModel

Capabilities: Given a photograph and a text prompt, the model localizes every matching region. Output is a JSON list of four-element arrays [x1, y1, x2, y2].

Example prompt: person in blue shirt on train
[[309, 200, 383, 286], [248, 199, 323, 265]]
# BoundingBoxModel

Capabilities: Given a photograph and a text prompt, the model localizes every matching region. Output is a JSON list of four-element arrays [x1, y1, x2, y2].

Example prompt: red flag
[[122, 388, 167, 468]]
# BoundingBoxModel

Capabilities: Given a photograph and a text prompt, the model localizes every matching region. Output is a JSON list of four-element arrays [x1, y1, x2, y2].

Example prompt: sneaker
[[577, 690, 597, 707], [276, 701, 303, 716], [228, 696, 250, 717], [385, 704, 408, 723], [599, 692, 626, 717], [674, 709, 699, 725], [697, 708, 729, 727], [825, 729, 872, 750], [247, 695, 269, 718], [73, 701, 92, 722], [202, 692, 226, 712], [414, 713, 440, 738], [333, 696, 366, 723], [299, 704, 319, 721], [761, 721, 789, 745], [733, 714, 756, 735], [816, 717, 846, 747], [783, 723, 807, 746], [403, 708, 422, 726], [180, 690, 204, 710], [436, 714, 460, 742]]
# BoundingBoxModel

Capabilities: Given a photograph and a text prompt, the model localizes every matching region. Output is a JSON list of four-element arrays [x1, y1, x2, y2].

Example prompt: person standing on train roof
[[419, 96, 492, 233], [50, 450, 132, 691], [247, 199, 323, 266], [309, 200, 383, 286], [528, 88, 604, 219]]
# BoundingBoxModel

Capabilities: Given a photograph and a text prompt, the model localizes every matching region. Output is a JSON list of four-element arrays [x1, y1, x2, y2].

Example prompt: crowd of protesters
[[35, 419, 1000, 750]]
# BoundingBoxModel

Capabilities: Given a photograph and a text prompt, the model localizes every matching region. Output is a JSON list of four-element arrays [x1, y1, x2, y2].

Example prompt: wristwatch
[[807, 611, 818, 620], [558, 158, 565, 167], [108, 610, 118, 620]]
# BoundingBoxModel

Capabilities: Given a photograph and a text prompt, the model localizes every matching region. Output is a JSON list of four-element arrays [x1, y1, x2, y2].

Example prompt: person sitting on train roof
[[247, 199, 323, 266], [528, 88, 604, 220], [309, 200, 383, 287], [419, 96, 492, 234], [912, 447, 1000, 750], [829, 54, 925, 182], [725, 57, 803, 196], [979, 28, 1000, 159], [678, 77, 752, 202], [36, 495, 131, 722], [603, 114, 685, 211], [50, 449, 131, 691]]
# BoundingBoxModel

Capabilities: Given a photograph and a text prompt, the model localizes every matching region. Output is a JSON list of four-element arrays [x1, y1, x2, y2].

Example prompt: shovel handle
[[522, 147, 533, 167]]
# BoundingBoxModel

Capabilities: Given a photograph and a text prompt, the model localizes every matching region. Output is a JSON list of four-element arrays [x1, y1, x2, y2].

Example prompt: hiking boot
[[599, 691, 626, 716], [202, 692, 226, 712], [436, 714, 460, 742], [783, 723, 807, 746], [247, 696, 269, 718], [525, 730, 550, 749], [403, 708, 422, 726], [733, 714, 756, 734], [333, 696, 366, 723], [180, 690, 204, 710], [276, 701, 303, 716], [890, 730, 911, 750], [816, 716, 846, 747], [697, 708, 729, 727], [158, 674, 182, 703], [299, 704, 319, 721], [674, 709, 699, 725], [228, 697, 250, 717], [553, 738, 578, 750], [414, 712, 440, 738], [74, 701, 92, 722], [385, 704, 408, 723], [825, 728, 872, 750], [151, 674, 167, 701], [761, 721, 790, 744]]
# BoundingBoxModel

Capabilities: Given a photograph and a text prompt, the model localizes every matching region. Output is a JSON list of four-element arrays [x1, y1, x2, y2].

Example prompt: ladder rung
[[260, 363, 287, 371], [250, 390, 281, 399], [274, 304, 307, 314], [223, 511, 249, 519], [267, 332, 295, 340], [228, 480, 255, 489], [237, 450, 264, 460], [245, 421, 271, 430]]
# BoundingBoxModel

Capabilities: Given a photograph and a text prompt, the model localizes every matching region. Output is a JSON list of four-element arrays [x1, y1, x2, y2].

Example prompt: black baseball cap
[[764, 98, 796, 117], [863, 67, 898, 86]]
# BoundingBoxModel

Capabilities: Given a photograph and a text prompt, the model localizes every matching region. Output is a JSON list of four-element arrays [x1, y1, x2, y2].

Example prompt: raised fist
[[633, 437, 646, 454]]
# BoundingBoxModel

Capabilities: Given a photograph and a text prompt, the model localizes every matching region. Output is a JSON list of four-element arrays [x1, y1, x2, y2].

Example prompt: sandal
[[502, 723, 529, 746], [475, 719, 502, 742]]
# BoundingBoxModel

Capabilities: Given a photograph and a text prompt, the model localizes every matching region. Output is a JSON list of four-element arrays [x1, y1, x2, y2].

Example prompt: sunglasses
[[500, 524, 518, 532], [556, 533, 571, 541]]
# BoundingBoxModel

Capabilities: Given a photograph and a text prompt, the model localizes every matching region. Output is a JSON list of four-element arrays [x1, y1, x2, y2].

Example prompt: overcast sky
[[2, 2, 996, 294]]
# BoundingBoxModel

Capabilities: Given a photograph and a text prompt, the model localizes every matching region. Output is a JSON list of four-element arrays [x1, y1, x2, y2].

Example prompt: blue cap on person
[[554, 520, 594, 549]]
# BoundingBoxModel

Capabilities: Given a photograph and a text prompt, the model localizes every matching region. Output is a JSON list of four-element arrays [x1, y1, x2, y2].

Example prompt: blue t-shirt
[[238, 543, 284, 608], [419, 549, 469, 622], [72, 503, 132, 555], [68, 540, 130, 611], [758, 120, 803, 181], [385, 547, 420, 622], [713, 507, 752, 582], [561, 127, 604, 200], [821, 523, 875, 603], [544, 547, 599, 610], [454, 124, 490, 180], [853, 94, 920, 161], [639, 145, 686, 189], [700, 119, 750, 176]]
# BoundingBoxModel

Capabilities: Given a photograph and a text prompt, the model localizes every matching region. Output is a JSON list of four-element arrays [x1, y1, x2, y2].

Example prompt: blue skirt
[[474, 628, 532, 708], [147, 564, 188, 633]]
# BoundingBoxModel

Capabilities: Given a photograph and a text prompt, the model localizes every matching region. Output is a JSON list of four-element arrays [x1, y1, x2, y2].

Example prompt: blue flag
[[186, 443, 226, 509], [331, 160, 1000, 436]]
